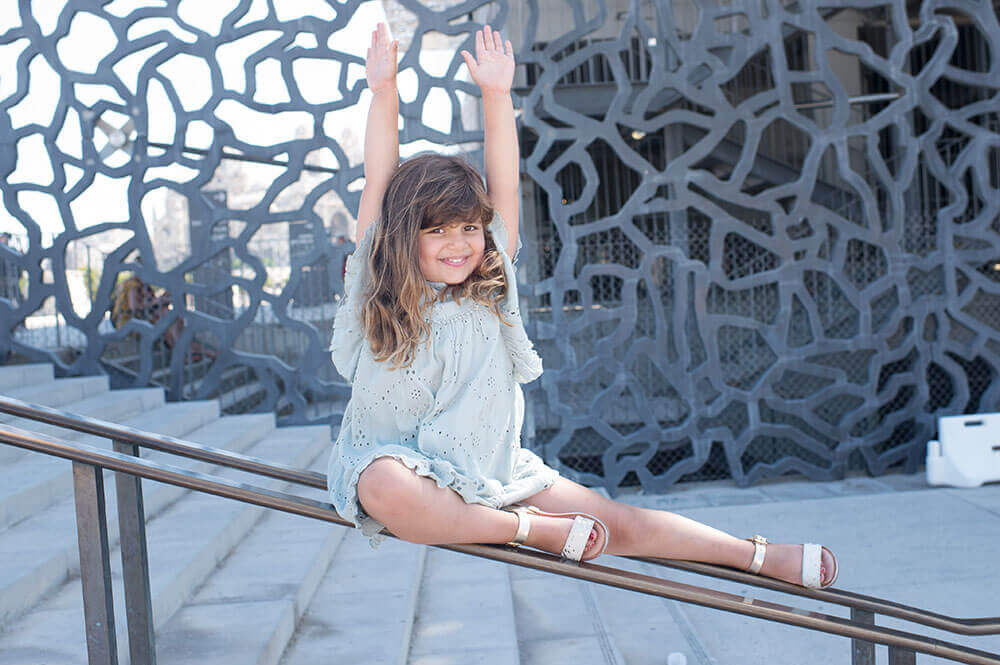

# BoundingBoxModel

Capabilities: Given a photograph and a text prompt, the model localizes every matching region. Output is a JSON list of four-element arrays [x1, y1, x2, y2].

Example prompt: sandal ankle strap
[[746, 534, 767, 574], [505, 506, 531, 546]]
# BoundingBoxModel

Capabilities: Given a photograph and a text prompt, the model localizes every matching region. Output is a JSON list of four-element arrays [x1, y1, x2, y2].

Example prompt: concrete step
[[0, 373, 108, 465], [114, 424, 330, 665], [153, 449, 342, 665], [588, 557, 712, 665], [0, 363, 53, 391], [0, 401, 224, 626], [0, 385, 165, 466], [278, 529, 427, 665], [0, 422, 331, 665], [119, 411, 276, 524], [406, 547, 520, 665], [5, 386, 166, 441], [510, 562, 626, 665], [0, 375, 110, 418], [0, 398, 217, 533]]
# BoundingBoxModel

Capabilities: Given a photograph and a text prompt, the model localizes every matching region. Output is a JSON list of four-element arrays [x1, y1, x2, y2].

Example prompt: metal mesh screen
[[1, 1, 999, 492]]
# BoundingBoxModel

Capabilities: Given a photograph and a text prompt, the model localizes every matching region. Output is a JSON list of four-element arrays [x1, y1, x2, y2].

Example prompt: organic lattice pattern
[[1, 1, 999, 492], [517, 0, 1000, 489]]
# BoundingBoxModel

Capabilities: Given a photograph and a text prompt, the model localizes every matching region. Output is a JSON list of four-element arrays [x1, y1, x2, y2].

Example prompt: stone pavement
[[275, 470, 1000, 665], [570, 471, 1000, 665]]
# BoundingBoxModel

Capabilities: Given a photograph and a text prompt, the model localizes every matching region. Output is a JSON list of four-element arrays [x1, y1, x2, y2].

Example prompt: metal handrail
[[2, 394, 998, 638], [0, 396, 326, 488], [1, 422, 999, 665], [637, 558, 1000, 636]]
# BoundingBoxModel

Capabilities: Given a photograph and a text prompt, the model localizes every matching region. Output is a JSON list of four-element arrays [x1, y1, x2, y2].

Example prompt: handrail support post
[[852, 608, 876, 665], [113, 439, 157, 665], [890, 647, 917, 665], [72, 461, 119, 665]]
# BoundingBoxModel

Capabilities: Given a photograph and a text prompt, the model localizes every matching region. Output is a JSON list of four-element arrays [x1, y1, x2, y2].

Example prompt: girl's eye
[[464, 225, 480, 232]]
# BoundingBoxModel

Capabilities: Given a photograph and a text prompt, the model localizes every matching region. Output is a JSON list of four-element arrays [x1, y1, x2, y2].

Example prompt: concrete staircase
[[0, 363, 705, 665]]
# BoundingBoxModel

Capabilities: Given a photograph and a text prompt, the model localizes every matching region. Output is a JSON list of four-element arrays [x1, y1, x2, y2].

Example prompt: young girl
[[327, 23, 839, 588]]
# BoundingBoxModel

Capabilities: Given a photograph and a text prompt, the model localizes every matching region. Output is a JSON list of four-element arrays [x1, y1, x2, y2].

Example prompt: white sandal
[[745, 534, 839, 589], [503, 504, 610, 562]]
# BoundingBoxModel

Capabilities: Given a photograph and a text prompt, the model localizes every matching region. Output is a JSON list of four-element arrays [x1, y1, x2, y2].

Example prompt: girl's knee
[[357, 457, 441, 544], [356, 456, 417, 520], [602, 502, 646, 554]]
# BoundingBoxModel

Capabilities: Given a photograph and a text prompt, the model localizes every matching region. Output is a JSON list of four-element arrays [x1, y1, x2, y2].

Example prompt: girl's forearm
[[482, 91, 519, 203], [363, 87, 400, 190]]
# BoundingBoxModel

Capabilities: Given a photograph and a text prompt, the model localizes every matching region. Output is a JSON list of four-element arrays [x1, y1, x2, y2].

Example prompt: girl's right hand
[[366, 22, 398, 94]]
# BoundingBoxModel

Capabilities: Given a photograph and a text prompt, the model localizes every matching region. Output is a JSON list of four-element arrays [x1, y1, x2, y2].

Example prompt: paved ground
[[565, 471, 1000, 665], [6, 365, 996, 663]]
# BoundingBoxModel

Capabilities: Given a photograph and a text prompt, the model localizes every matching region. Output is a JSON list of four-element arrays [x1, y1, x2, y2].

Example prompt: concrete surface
[[2, 361, 997, 665], [593, 473, 1000, 665]]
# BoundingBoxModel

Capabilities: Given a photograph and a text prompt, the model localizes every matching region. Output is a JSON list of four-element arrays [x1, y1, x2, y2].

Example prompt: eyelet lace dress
[[327, 211, 558, 546]]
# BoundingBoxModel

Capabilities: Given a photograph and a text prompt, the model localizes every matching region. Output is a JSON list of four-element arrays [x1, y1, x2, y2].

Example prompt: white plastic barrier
[[926, 413, 1000, 488]]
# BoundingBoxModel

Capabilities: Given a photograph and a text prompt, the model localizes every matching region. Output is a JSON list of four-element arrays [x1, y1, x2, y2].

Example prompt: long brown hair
[[361, 153, 509, 369]]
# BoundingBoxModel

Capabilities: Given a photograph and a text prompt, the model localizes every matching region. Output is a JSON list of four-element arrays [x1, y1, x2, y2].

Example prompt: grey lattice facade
[[1, 0, 998, 493]]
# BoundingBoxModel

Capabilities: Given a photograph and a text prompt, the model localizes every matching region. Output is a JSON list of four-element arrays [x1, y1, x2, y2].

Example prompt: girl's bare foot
[[754, 542, 837, 587]]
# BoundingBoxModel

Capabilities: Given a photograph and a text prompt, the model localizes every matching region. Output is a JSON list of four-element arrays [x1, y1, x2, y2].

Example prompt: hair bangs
[[420, 178, 491, 230]]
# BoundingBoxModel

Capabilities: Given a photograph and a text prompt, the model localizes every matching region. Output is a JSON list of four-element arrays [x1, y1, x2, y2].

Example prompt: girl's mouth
[[441, 256, 468, 267]]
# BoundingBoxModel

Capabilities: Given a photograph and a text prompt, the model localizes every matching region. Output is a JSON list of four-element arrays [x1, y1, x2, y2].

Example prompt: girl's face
[[418, 219, 486, 284]]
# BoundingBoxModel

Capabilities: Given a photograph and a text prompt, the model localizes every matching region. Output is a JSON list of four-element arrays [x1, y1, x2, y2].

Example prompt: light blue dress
[[327, 211, 558, 544]]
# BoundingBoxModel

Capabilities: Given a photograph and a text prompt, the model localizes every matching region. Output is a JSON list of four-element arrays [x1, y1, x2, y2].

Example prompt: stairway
[[0, 363, 707, 665], [100, 337, 269, 416]]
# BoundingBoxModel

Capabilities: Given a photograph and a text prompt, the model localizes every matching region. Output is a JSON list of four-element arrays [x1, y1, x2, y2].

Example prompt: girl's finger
[[506, 39, 513, 57], [493, 29, 503, 51], [475, 28, 485, 56], [460, 50, 476, 71], [483, 24, 492, 48]]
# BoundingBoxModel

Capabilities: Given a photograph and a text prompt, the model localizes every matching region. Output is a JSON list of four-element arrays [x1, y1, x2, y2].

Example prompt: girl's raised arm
[[356, 22, 399, 242], [461, 26, 519, 255]]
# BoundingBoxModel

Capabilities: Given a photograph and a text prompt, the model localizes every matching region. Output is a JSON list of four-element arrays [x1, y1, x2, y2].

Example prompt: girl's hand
[[460, 25, 514, 96], [366, 22, 398, 94]]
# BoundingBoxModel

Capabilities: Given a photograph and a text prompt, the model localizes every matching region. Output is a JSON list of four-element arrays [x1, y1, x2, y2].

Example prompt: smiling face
[[417, 219, 486, 285]]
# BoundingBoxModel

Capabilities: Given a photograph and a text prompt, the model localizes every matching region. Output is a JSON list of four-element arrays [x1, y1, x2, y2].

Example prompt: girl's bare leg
[[523, 476, 836, 587], [358, 459, 831, 585], [356, 457, 605, 559]]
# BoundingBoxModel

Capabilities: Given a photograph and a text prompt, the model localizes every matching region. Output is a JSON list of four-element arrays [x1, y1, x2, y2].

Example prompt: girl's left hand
[[366, 22, 399, 94], [460, 25, 515, 96]]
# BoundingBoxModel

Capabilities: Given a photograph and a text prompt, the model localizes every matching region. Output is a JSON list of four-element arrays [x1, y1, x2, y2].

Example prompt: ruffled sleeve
[[488, 211, 543, 384], [329, 220, 378, 384]]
